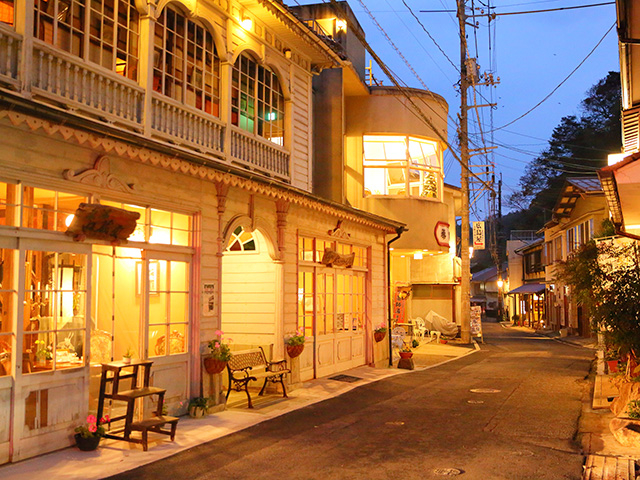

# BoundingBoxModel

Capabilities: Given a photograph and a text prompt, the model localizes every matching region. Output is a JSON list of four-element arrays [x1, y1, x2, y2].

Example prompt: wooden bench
[[226, 347, 290, 408]]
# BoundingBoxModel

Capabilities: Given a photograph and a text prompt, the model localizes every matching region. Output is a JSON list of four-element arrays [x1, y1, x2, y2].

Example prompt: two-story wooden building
[[0, 0, 409, 463], [542, 177, 607, 336]]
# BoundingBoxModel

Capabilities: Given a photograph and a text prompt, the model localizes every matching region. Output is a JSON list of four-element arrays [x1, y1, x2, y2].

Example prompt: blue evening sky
[[286, 0, 620, 217]]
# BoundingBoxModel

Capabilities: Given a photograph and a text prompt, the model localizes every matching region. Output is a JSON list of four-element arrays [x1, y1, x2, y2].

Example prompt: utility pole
[[458, 0, 471, 344]]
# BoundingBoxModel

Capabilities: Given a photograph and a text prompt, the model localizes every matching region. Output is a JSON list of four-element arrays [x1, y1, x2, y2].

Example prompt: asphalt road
[[107, 322, 594, 480]]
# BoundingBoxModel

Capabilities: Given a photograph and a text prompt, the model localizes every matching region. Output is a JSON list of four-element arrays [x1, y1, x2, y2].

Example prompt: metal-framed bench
[[226, 347, 290, 408]]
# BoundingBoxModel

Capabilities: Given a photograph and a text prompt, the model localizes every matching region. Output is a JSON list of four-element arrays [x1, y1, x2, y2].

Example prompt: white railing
[[230, 126, 290, 180], [151, 93, 225, 156], [31, 41, 144, 127], [0, 26, 20, 88]]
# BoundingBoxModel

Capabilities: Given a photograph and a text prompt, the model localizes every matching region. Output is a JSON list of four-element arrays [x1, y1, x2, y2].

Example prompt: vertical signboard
[[473, 221, 485, 249], [470, 305, 483, 342]]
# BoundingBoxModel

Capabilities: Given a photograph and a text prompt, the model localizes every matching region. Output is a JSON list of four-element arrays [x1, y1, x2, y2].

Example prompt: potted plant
[[122, 347, 134, 364], [373, 324, 387, 343], [399, 345, 413, 359], [204, 330, 232, 374], [188, 397, 209, 418], [34, 339, 52, 368], [605, 345, 621, 374], [284, 328, 305, 358], [74, 414, 107, 451]]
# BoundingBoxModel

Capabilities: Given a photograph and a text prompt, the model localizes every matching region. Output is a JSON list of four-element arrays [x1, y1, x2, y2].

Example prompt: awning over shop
[[507, 283, 546, 295]]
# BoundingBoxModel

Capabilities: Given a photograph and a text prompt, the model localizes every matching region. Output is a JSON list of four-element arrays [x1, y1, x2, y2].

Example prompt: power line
[[491, 22, 615, 132], [491, 1, 614, 16]]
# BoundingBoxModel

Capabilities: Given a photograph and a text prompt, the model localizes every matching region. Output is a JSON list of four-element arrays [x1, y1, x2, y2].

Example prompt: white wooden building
[[0, 0, 404, 463]]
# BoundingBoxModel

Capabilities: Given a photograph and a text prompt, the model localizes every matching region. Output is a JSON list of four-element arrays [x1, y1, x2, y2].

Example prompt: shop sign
[[473, 221, 485, 249], [65, 203, 140, 245], [393, 286, 411, 324], [321, 248, 355, 268], [471, 305, 483, 338], [434, 221, 450, 247]]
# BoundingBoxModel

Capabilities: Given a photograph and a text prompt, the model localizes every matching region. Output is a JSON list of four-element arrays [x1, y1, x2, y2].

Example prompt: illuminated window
[[232, 53, 285, 145], [0, 247, 15, 377], [34, 0, 139, 79], [21, 186, 87, 232], [0, 0, 14, 26], [363, 135, 441, 199], [100, 201, 191, 246], [23, 250, 87, 373], [226, 226, 256, 252], [153, 6, 221, 116]]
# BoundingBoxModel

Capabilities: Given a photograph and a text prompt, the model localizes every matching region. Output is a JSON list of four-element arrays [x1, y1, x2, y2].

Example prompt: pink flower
[[214, 342, 220, 349], [100, 415, 110, 424], [86, 415, 97, 424], [88, 424, 97, 433], [215, 330, 223, 336]]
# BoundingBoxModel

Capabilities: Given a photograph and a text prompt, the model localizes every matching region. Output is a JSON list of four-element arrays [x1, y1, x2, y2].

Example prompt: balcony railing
[[230, 126, 290, 180], [0, 35, 292, 182], [32, 41, 144, 128], [0, 26, 20, 88], [151, 93, 225, 157]]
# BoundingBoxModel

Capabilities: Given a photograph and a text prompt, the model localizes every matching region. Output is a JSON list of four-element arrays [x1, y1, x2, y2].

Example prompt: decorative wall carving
[[63, 156, 135, 193]]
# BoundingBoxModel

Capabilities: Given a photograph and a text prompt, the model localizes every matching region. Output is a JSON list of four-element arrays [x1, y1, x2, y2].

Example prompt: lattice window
[[153, 5, 220, 115], [232, 53, 285, 145]]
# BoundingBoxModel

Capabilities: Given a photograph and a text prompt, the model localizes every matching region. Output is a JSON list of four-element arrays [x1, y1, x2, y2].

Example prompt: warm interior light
[[65, 214, 74, 227], [389, 247, 394, 251], [241, 17, 253, 30], [608, 152, 630, 166], [469, 246, 474, 257], [336, 19, 347, 32], [413, 252, 423, 260]]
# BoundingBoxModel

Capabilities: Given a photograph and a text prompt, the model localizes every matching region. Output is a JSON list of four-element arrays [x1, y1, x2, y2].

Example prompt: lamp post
[[496, 279, 504, 321]]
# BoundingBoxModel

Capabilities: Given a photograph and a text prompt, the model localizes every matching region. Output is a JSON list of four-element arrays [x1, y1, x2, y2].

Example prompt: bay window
[[363, 135, 442, 198]]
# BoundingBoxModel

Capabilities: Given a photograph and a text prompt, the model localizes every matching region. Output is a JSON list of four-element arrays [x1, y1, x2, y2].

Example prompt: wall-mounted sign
[[473, 221, 485, 249], [434, 221, 450, 247], [202, 283, 216, 317], [65, 203, 140, 245], [321, 248, 355, 268]]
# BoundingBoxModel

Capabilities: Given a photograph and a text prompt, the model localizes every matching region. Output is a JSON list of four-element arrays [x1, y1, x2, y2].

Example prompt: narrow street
[[107, 322, 594, 480]]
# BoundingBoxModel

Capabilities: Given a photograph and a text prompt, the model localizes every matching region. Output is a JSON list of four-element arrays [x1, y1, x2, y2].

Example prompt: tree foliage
[[506, 72, 621, 228]]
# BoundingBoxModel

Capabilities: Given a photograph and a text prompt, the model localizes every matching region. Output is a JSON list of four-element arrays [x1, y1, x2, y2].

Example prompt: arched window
[[226, 226, 256, 252], [34, 0, 139, 80], [232, 53, 284, 146], [153, 6, 220, 116]]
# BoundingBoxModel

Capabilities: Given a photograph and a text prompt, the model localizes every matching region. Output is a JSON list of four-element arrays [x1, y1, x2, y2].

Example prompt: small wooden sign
[[65, 203, 140, 245], [320, 248, 355, 268]]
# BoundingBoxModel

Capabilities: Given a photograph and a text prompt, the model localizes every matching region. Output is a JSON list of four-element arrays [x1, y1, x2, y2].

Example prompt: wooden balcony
[[0, 25, 20, 89], [151, 93, 224, 157], [31, 41, 144, 128], [0, 36, 292, 182], [230, 126, 290, 180]]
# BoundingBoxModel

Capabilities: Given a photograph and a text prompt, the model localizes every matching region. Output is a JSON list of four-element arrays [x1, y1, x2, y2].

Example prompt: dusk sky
[[287, 0, 620, 218]]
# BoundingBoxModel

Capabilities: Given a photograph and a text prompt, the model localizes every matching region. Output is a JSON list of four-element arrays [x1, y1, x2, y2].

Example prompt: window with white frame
[[363, 135, 442, 198], [231, 53, 285, 146], [34, 0, 139, 79], [153, 5, 220, 116]]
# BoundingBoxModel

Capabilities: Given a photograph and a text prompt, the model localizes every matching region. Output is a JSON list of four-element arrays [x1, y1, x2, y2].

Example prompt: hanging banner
[[392, 286, 411, 324], [473, 221, 486, 249]]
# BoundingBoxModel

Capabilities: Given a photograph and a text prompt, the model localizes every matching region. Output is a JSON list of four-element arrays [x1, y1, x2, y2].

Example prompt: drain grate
[[329, 374, 362, 383], [470, 388, 501, 393], [434, 468, 463, 476]]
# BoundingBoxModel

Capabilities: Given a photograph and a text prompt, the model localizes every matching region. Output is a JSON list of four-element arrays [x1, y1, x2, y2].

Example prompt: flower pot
[[74, 433, 101, 451], [204, 357, 227, 374], [122, 357, 131, 364], [286, 344, 304, 358], [189, 406, 207, 419], [374, 331, 386, 343], [607, 359, 619, 374], [399, 351, 413, 359]]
